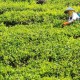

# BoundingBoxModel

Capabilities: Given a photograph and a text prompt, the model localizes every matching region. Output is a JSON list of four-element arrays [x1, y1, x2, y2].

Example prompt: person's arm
[[62, 21, 73, 27], [62, 17, 71, 26], [62, 12, 79, 27], [63, 14, 75, 26], [63, 22, 70, 26], [68, 12, 79, 23]]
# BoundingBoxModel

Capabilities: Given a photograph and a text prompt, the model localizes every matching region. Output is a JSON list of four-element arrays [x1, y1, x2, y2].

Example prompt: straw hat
[[64, 7, 75, 13]]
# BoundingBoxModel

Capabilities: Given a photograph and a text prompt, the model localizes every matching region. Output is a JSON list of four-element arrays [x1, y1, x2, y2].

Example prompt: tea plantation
[[0, 0, 80, 80]]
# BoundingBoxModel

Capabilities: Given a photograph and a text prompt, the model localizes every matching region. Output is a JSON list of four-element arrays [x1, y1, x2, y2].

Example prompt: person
[[63, 7, 80, 26], [36, 0, 46, 4]]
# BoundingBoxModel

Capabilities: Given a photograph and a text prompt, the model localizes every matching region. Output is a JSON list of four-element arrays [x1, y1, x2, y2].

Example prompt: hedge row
[[0, 10, 66, 26], [0, 25, 80, 80], [0, 1, 80, 14]]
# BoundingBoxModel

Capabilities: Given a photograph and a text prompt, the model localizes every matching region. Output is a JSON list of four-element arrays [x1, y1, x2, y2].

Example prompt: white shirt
[[68, 12, 80, 23]]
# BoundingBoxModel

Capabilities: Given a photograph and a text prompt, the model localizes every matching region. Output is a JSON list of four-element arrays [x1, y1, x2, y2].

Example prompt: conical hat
[[64, 7, 75, 13]]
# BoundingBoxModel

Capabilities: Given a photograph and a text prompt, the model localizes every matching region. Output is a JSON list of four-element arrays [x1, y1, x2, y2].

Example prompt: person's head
[[67, 10, 74, 16], [64, 7, 75, 16]]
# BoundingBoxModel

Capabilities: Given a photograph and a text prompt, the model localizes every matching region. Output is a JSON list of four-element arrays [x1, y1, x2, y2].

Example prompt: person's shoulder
[[73, 12, 78, 16], [73, 12, 80, 18], [73, 12, 77, 14]]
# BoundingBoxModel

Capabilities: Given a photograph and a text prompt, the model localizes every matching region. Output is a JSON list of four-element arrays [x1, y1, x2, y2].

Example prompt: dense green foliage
[[0, 0, 80, 80]]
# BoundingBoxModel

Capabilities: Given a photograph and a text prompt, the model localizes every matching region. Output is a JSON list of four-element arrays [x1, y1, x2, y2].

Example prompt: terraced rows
[[0, 0, 80, 80]]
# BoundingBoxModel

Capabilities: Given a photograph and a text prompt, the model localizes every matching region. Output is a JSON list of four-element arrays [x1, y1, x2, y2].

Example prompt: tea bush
[[0, 0, 80, 80]]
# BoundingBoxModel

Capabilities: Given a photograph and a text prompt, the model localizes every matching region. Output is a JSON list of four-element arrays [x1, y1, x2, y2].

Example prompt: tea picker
[[62, 7, 80, 27]]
